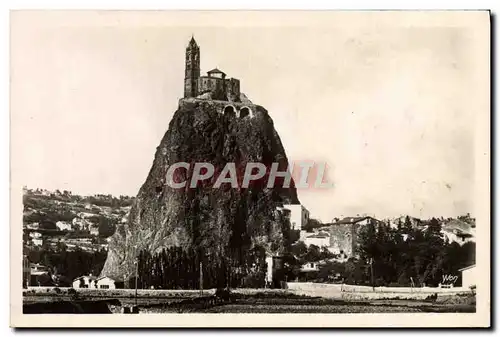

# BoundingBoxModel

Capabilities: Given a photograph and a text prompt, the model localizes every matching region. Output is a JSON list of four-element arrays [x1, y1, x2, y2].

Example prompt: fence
[[286, 282, 470, 299]]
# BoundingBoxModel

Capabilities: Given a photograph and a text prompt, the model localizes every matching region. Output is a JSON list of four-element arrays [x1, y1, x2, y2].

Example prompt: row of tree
[[349, 217, 474, 286], [26, 247, 108, 286], [136, 246, 268, 289]]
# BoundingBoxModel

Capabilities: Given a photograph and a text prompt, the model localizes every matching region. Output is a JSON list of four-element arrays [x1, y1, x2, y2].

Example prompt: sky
[[10, 11, 488, 222]]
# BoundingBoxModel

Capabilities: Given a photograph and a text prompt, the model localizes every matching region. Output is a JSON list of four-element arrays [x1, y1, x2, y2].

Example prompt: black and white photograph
[[9, 10, 490, 327]]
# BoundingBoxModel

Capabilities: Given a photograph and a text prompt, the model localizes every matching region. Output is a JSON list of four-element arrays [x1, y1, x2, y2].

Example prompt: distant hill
[[22, 187, 134, 238]]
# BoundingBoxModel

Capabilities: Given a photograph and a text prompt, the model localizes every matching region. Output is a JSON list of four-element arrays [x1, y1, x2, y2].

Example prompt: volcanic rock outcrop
[[101, 98, 300, 281]]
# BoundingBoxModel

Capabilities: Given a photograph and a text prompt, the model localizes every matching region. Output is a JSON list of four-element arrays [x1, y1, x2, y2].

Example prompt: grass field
[[23, 287, 476, 314]]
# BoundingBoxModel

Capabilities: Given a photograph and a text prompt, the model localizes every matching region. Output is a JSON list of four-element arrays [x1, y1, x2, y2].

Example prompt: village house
[[56, 221, 72, 231], [30, 263, 49, 276], [29, 231, 42, 238], [442, 229, 474, 245], [78, 211, 97, 219], [90, 226, 99, 236], [281, 204, 310, 231], [304, 231, 330, 247], [72, 275, 117, 289], [95, 276, 116, 290], [312, 216, 382, 258], [29, 232, 43, 246], [459, 264, 476, 289], [26, 222, 40, 230], [72, 217, 89, 230], [301, 261, 320, 272], [72, 275, 98, 289], [26, 263, 50, 286]]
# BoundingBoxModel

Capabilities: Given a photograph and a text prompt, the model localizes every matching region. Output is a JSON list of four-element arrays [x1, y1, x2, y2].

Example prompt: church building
[[184, 37, 241, 102]]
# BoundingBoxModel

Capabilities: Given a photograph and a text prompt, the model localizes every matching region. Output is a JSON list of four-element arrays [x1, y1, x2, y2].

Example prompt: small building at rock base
[[72, 275, 98, 289], [459, 264, 476, 289], [95, 276, 116, 290]]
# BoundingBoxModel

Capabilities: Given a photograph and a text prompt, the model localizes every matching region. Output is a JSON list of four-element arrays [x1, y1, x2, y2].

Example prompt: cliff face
[[101, 99, 299, 280]]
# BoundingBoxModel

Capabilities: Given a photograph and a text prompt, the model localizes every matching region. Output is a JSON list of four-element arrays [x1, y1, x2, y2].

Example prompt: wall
[[226, 78, 240, 101], [179, 98, 260, 118], [326, 224, 354, 256], [461, 267, 476, 288], [321, 223, 365, 257], [197, 76, 226, 100], [197, 76, 241, 101], [286, 282, 470, 299]]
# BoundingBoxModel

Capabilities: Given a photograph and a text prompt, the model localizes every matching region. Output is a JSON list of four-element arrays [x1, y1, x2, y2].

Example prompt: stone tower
[[184, 36, 200, 98]]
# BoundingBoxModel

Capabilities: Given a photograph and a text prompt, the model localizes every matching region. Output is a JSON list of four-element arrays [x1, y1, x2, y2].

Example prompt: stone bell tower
[[184, 36, 200, 98]]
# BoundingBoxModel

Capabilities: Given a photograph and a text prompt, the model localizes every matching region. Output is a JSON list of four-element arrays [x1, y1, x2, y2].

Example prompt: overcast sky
[[11, 11, 488, 222]]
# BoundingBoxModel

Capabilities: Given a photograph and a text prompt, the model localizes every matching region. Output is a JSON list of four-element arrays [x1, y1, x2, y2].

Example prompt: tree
[[304, 245, 322, 262], [97, 216, 116, 237], [290, 241, 308, 257], [353, 215, 474, 287], [317, 261, 345, 282], [304, 218, 322, 232], [357, 220, 377, 263], [39, 220, 57, 230]]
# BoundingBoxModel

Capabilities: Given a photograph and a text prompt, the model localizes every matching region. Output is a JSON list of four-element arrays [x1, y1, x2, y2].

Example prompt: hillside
[[23, 188, 135, 252]]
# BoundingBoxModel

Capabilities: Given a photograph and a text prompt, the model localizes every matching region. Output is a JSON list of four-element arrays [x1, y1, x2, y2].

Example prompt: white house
[[304, 231, 330, 247], [442, 229, 474, 246], [459, 264, 476, 289], [73, 275, 98, 289], [30, 263, 48, 276], [56, 221, 72, 231], [31, 237, 43, 246], [96, 276, 116, 290], [90, 226, 99, 236], [26, 223, 40, 230], [29, 231, 42, 238], [282, 204, 310, 231], [300, 262, 319, 272], [72, 217, 89, 230]]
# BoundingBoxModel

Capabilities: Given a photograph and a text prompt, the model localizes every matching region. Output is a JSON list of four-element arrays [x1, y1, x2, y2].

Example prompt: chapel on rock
[[183, 36, 241, 102]]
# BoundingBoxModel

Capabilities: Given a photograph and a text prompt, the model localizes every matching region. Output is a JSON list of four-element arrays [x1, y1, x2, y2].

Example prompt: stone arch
[[223, 105, 236, 118], [239, 106, 253, 119]]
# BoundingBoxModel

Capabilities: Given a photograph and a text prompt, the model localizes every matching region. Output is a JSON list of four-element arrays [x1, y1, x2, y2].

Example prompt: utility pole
[[199, 261, 203, 296], [134, 243, 139, 307], [135, 257, 139, 306], [369, 258, 374, 290]]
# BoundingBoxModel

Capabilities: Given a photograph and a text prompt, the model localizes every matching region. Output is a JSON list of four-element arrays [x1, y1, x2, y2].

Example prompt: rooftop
[[334, 216, 378, 225], [207, 68, 225, 75]]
